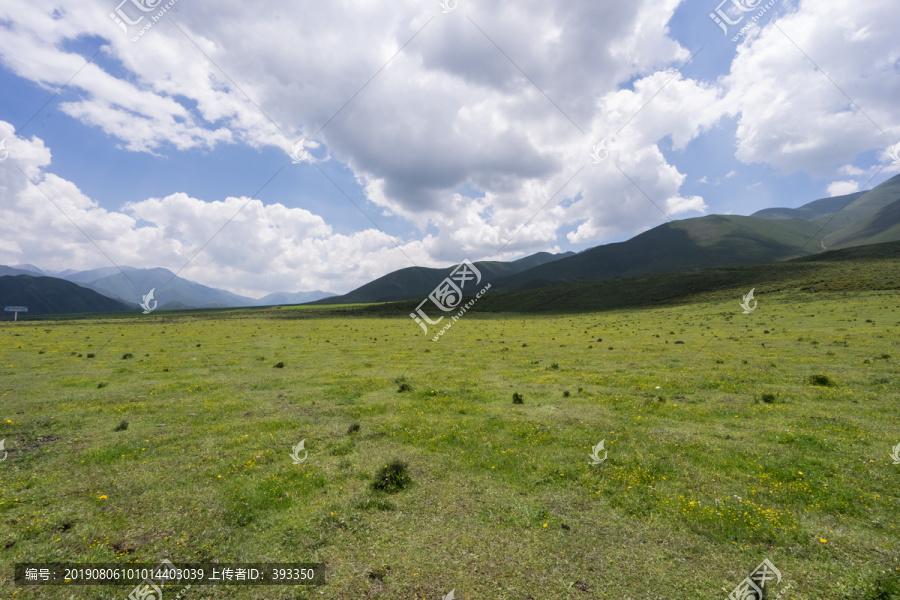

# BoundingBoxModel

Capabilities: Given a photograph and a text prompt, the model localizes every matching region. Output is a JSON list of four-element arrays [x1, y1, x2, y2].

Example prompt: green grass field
[[1, 288, 899, 599]]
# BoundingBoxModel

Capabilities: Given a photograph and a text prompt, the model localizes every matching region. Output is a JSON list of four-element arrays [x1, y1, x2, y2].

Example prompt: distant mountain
[[750, 191, 865, 222], [468, 239, 900, 314], [255, 290, 335, 305], [59, 266, 140, 285], [310, 251, 575, 305], [10, 264, 50, 276], [0, 275, 132, 315], [488, 215, 826, 291], [0, 263, 338, 311], [74, 267, 257, 310], [5, 174, 898, 313], [309, 174, 900, 304], [0, 266, 43, 277], [753, 174, 900, 249], [485, 174, 900, 292]]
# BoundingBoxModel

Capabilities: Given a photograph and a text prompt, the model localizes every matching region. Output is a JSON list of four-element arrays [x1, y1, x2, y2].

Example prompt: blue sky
[[0, 0, 898, 297]]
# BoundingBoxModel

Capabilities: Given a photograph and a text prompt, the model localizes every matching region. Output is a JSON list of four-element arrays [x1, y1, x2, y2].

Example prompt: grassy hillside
[[821, 175, 900, 232], [0, 275, 133, 316], [311, 252, 572, 305], [825, 198, 900, 250], [489, 215, 827, 292], [343, 240, 900, 320], [751, 191, 864, 221]]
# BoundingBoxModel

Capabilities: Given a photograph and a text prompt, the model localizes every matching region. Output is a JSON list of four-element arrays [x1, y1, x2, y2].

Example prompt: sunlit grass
[[0, 289, 898, 598]]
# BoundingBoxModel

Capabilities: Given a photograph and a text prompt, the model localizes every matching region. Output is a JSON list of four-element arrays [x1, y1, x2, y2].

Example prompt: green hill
[[489, 214, 826, 291], [313, 175, 900, 305], [0, 275, 133, 316], [338, 239, 900, 319], [310, 251, 573, 305]]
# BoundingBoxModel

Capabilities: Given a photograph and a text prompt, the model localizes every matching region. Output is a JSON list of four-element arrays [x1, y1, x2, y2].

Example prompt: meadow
[[1, 288, 899, 599]]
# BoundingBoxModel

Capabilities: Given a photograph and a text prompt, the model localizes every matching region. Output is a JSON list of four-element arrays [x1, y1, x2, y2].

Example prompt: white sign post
[[4, 306, 27, 322]]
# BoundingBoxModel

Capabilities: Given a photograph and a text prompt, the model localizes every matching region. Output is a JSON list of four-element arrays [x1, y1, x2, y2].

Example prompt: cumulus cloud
[[721, 0, 900, 176], [0, 124, 419, 296], [826, 180, 860, 197], [0, 0, 896, 295]]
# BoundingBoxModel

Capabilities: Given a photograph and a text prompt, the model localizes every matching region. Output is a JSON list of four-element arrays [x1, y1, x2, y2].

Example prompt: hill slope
[[0, 275, 133, 316], [310, 251, 574, 305], [344, 239, 900, 319], [489, 215, 827, 292]]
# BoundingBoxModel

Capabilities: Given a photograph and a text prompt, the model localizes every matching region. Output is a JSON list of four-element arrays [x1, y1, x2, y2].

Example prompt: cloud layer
[[0, 0, 897, 295]]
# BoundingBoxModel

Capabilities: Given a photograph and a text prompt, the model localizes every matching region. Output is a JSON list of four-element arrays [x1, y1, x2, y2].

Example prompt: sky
[[0, 0, 898, 298]]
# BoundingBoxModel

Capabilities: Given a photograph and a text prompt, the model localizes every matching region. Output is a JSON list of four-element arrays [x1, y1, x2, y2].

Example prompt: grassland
[[1, 286, 899, 599]]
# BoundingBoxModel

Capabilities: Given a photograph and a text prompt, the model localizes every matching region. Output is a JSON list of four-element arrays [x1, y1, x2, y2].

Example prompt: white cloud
[[826, 180, 860, 197], [0, 125, 426, 296], [721, 0, 900, 176], [0, 0, 896, 295], [0, 0, 713, 265]]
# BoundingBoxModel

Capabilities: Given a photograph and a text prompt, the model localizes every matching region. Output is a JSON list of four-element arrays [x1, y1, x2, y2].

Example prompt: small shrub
[[273, 362, 285, 368], [563, 390, 570, 397], [114, 420, 128, 432], [97, 382, 108, 389], [549, 362, 559, 370], [716, 359, 724, 364], [347, 423, 360, 434], [122, 353, 133, 359], [371, 460, 412, 493], [578, 387, 583, 393], [512, 392, 524, 404], [522, 343, 528, 347], [808, 374, 835, 387], [397, 383, 412, 393], [86, 353, 95, 358], [761, 393, 776, 404]]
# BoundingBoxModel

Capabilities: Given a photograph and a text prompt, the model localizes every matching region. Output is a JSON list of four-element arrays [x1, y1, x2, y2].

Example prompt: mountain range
[[0, 265, 334, 314], [313, 173, 900, 302], [3, 173, 900, 315]]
